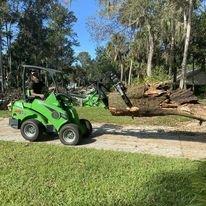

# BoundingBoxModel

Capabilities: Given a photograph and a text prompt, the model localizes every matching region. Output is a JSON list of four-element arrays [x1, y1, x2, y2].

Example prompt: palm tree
[[106, 34, 128, 81], [180, 0, 193, 89], [160, 0, 185, 81]]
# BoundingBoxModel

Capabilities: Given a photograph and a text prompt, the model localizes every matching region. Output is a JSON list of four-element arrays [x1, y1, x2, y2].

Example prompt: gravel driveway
[[1, 118, 206, 160]]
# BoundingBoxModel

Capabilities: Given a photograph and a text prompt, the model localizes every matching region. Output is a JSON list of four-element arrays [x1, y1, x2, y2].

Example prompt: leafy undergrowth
[[0, 141, 205, 206]]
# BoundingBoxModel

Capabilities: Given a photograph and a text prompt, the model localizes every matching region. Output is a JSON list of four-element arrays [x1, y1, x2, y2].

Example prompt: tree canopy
[[0, 0, 77, 90], [1, 0, 206, 91], [86, 0, 206, 88]]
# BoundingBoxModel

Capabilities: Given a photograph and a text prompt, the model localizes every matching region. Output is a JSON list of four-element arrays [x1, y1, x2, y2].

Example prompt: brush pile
[[0, 89, 21, 110]]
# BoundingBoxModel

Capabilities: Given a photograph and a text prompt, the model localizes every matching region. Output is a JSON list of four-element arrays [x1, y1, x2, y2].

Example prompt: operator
[[28, 71, 45, 99], [28, 71, 56, 99]]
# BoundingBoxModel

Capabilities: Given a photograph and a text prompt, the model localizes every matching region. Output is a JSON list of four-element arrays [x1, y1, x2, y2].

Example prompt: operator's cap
[[31, 70, 39, 77]]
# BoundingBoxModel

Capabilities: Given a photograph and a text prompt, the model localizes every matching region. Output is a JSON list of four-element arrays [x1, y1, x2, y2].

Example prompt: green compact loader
[[9, 65, 92, 145], [69, 81, 109, 108]]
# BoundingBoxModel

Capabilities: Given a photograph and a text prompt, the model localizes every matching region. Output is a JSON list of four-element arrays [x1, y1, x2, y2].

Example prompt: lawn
[[77, 107, 190, 127], [0, 110, 11, 118], [0, 107, 191, 127], [0, 141, 205, 206]]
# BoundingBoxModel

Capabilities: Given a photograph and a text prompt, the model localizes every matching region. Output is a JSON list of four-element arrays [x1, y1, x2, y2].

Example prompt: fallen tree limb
[[109, 105, 206, 123]]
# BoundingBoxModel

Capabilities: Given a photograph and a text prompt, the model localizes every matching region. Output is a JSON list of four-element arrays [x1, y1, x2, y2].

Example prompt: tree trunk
[[147, 26, 154, 77], [5, 23, 12, 88], [109, 104, 206, 123], [192, 55, 195, 91], [180, 0, 193, 89], [183, 9, 187, 33], [172, 56, 178, 90], [120, 63, 124, 82], [5, 23, 12, 74], [169, 20, 175, 77], [8, 26, 12, 77], [0, 26, 4, 93], [128, 59, 133, 85]]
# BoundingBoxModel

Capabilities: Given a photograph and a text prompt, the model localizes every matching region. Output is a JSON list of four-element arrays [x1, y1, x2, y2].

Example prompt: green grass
[[76, 107, 190, 127], [0, 110, 10, 118], [0, 141, 205, 206], [0, 107, 190, 127]]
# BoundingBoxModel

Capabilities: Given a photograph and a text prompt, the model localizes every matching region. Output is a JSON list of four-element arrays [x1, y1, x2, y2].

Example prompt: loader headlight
[[52, 111, 60, 119]]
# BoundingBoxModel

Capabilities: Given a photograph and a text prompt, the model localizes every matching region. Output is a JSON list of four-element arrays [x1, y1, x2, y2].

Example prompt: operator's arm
[[30, 90, 44, 99], [48, 86, 55, 91]]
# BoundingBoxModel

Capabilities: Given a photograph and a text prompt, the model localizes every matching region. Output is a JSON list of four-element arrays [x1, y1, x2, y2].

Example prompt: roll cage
[[22, 65, 64, 101]]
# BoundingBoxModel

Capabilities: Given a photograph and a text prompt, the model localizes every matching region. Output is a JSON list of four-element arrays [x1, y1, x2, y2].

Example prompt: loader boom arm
[[108, 73, 133, 108]]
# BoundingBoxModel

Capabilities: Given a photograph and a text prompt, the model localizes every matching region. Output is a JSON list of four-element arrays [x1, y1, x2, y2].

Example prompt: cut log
[[109, 105, 206, 122]]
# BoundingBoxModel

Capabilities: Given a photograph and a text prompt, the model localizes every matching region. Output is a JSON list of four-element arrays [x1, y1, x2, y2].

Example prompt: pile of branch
[[109, 84, 206, 122], [0, 89, 21, 110]]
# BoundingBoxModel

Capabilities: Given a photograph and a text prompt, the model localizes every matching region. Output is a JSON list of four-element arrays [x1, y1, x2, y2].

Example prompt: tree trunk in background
[[192, 56, 195, 90], [147, 26, 154, 77], [128, 59, 133, 85], [169, 36, 175, 77], [0, 27, 4, 93], [172, 55, 177, 89], [5, 23, 12, 75], [169, 20, 175, 77], [183, 9, 187, 32], [120, 63, 124, 82], [8, 31, 12, 77], [5, 23, 12, 88], [180, 0, 193, 89]]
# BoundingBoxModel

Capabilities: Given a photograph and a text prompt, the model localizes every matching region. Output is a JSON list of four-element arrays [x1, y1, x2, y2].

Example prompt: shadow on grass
[[107, 161, 206, 206], [192, 161, 206, 206], [92, 123, 206, 143], [131, 171, 195, 206], [150, 167, 206, 206]]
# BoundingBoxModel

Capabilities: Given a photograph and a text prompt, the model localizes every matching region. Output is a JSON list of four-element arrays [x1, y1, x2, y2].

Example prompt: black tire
[[59, 124, 80, 145], [80, 119, 92, 138], [20, 119, 42, 142]]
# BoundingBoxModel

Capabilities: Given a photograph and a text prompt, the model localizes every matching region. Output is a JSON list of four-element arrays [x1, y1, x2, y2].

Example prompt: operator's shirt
[[29, 81, 45, 94]]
